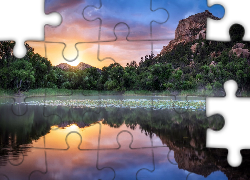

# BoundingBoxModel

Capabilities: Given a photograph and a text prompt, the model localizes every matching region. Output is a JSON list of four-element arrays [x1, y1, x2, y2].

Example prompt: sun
[[68, 60, 79, 66], [66, 124, 79, 131]]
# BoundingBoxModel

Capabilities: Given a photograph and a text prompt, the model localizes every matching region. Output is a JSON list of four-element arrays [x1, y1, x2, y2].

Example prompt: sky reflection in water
[[0, 102, 230, 180]]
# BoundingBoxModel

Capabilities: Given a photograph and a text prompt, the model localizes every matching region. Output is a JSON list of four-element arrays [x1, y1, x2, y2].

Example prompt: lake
[[0, 95, 248, 180]]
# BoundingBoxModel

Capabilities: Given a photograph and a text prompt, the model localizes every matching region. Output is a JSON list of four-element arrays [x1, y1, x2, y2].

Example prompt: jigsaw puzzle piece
[[44, 42, 113, 67], [29, 92, 104, 150], [0, 98, 114, 179], [29, 133, 115, 180], [11, 96, 29, 117], [11, 88, 74, 117], [8, 88, 70, 117], [96, 38, 153, 66], [45, 41, 116, 68], [83, 0, 169, 41], [96, 95, 167, 149], [75, 39, 171, 69], [150, 95, 179, 146], [76, 43, 116, 68], [45, 42, 79, 65], [0, 118, 48, 180], [0, 94, 46, 117], [0, 174, 9, 180], [31, 121, 102, 150], [171, 95, 189, 115], [0, 0, 61, 58], [0, 89, 102, 151], [207, 0, 250, 41], [0, 40, 67, 98], [0, 95, 53, 148], [26, 41, 46, 57], [99, 117, 155, 149], [204, 23, 250, 163], [97, 95, 201, 149], [138, 112, 227, 179], [136, 148, 188, 179], [97, 131, 155, 179], [206, 80, 250, 167], [44, 0, 100, 62], [0, 149, 47, 180], [42, 91, 99, 122], [84, 21, 170, 66], [0, 137, 47, 180]]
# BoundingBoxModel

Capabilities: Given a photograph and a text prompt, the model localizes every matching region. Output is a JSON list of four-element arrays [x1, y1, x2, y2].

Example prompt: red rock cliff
[[158, 10, 220, 56]]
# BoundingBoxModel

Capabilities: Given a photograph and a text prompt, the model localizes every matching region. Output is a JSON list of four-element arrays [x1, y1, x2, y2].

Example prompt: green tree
[[10, 59, 35, 93]]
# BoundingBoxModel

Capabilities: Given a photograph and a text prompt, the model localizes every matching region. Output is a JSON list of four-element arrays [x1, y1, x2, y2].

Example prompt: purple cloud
[[45, 0, 85, 13]]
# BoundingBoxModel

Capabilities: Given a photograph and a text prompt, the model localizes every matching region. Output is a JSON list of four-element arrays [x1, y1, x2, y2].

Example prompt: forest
[[0, 24, 250, 95]]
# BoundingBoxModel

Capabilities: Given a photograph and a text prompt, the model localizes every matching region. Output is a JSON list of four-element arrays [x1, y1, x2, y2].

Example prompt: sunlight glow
[[51, 125, 59, 130], [67, 60, 79, 66], [66, 124, 79, 131]]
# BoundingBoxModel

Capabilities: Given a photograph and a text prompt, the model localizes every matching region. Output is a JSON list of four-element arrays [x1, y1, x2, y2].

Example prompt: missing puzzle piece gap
[[206, 80, 250, 167]]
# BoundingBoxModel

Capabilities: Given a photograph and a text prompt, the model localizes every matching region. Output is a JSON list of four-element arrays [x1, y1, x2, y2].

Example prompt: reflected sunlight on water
[[0, 104, 232, 180]]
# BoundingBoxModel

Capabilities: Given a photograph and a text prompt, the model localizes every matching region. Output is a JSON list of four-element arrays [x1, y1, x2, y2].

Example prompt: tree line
[[1, 25, 250, 94]]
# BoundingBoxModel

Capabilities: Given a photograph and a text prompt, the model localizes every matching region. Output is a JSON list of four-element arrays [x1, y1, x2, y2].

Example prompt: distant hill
[[55, 62, 102, 72]]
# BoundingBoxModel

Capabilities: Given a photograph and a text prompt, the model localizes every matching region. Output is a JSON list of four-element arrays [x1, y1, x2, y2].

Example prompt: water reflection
[[0, 102, 247, 179]]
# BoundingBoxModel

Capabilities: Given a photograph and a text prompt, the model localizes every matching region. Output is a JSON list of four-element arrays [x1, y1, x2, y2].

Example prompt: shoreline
[[2, 98, 206, 111], [0, 88, 216, 97], [1, 88, 249, 97]]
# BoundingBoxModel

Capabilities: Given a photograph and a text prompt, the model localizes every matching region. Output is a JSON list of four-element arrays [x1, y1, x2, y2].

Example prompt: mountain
[[158, 10, 220, 56], [55, 62, 101, 72]]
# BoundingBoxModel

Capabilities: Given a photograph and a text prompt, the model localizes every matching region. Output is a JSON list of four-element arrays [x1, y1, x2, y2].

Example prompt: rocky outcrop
[[210, 61, 217, 66], [158, 10, 220, 56], [210, 51, 221, 58], [76, 62, 92, 70], [56, 63, 72, 70], [190, 43, 199, 53], [56, 62, 101, 72], [229, 43, 250, 58], [233, 43, 245, 49], [190, 42, 204, 54]]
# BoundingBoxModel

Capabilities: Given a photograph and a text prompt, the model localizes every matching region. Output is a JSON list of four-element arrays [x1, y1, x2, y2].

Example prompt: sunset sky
[[28, 0, 224, 68]]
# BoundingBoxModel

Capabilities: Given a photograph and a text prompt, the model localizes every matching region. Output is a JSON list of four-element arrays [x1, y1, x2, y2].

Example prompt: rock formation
[[229, 43, 250, 58], [190, 43, 199, 53], [56, 63, 72, 70], [76, 62, 92, 70], [158, 10, 220, 56], [56, 62, 101, 72]]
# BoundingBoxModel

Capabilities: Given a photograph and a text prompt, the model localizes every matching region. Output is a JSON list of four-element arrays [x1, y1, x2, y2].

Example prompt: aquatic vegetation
[[25, 99, 205, 111]]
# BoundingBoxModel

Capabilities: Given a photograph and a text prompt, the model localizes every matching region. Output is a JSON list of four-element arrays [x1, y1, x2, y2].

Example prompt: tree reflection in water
[[0, 104, 249, 179]]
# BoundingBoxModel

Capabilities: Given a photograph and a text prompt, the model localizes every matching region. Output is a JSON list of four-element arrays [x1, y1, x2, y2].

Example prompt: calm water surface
[[0, 95, 248, 180]]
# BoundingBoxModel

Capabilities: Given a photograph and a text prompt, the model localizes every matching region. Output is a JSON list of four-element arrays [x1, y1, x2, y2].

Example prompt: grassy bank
[[1, 88, 249, 97], [0, 88, 216, 97], [0, 89, 15, 96]]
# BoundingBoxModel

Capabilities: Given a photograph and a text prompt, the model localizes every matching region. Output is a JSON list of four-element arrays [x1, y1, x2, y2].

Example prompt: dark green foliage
[[1, 24, 250, 94], [0, 42, 52, 93]]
